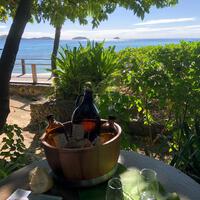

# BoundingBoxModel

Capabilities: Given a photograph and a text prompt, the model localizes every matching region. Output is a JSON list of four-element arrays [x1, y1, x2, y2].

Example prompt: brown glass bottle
[[100, 116, 117, 143], [71, 88, 100, 142], [46, 115, 67, 148]]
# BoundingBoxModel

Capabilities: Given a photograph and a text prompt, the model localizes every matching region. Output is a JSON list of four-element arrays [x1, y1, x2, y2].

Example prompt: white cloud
[[20, 24, 200, 40], [22, 31, 54, 38], [134, 18, 196, 26], [61, 25, 200, 39], [133, 25, 200, 33], [118, 25, 200, 39], [60, 29, 131, 40]]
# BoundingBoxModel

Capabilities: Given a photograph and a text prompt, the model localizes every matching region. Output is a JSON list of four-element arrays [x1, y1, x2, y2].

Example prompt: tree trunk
[[51, 24, 62, 76], [0, 0, 32, 131]]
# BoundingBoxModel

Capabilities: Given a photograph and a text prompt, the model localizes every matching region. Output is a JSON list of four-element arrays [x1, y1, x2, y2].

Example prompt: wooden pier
[[10, 58, 52, 84]]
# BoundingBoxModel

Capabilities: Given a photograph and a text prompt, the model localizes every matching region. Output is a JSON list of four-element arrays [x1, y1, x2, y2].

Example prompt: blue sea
[[0, 38, 199, 74]]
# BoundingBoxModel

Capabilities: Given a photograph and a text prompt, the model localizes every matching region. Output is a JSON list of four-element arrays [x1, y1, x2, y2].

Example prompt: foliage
[[0, 0, 38, 23], [0, 0, 178, 27], [0, 0, 18, 21], [116, 41, 200, 129], [97, 90, 137, 150], [95, 41, 200, 161], [102, 41, 200, 162], [0, 124, 27, 179], [37, 1, 116, 28], [170, 117, 200, 183], [53, 41, 119, 99]]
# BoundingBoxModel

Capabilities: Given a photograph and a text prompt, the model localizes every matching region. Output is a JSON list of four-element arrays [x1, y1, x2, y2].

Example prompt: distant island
[[72, 36, 88, 40], [24, 37, 53, 40], [0, 35, 53, 40], [114, 37, 120, 39]]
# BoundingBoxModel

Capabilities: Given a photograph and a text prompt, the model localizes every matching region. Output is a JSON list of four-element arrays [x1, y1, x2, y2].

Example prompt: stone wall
[[30, 99, 75, 125], [10, 83, 52, 98]]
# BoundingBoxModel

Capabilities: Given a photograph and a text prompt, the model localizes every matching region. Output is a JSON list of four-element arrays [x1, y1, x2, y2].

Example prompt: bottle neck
[[48, 119, 56, 125], [108, 116, 116, 126], [82, 90, 93, 104]]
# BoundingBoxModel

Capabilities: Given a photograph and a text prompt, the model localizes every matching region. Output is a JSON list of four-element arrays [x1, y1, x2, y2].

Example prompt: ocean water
[[0, 38, 199, 74]]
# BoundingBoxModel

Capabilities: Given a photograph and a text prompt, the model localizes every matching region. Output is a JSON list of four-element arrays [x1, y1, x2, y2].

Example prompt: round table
[[0, 150, 199, 200]]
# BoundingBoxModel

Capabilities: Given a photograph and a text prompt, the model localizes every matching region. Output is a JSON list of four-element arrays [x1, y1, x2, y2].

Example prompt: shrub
[[0, 124, 27, 179], [116, 41, 200, 129], [97, 41, 200, 161]]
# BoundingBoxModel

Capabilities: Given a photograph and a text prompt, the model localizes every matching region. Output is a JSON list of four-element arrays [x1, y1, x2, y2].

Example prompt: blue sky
[[1, 0, 200, 39]]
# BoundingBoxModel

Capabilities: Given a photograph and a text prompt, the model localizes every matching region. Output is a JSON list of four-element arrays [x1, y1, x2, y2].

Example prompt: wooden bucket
[[41, 120, 121, 187]]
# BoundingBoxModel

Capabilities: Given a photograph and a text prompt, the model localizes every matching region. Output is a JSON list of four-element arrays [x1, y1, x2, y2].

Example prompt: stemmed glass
[[106, 177, 133, 200], [137, 168, 158, 200], [106, 177, 124, 200]]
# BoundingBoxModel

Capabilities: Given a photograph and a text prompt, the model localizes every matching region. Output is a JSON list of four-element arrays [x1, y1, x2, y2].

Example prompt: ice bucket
[[41, 120, 121, 187]]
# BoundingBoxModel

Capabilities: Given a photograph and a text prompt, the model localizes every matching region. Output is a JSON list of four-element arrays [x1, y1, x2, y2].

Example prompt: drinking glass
[[137, 168, 158, 200], [106, 177, 124, 200]]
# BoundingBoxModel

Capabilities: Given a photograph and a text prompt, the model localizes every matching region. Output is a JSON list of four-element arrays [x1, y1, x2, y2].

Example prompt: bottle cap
[[108, 116, 116, 121], [46, 114, 54, 121], [84, 81, 92, 89], [84, 82, 93, 93]]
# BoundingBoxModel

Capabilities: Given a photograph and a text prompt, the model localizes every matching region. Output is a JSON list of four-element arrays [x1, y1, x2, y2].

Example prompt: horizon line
[[1, 36, 200, 41]]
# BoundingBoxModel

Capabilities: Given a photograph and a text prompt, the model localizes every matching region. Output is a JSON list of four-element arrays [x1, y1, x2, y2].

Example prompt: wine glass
[[137, 168, 158, 200], [106, 177, 124, 200]]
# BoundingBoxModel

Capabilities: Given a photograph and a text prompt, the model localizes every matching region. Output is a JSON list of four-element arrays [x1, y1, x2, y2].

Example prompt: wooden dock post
[[31, 64, 37, 84], [21, 59, 26, 75]]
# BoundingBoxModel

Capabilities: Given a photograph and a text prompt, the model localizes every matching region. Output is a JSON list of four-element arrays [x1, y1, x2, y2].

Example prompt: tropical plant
[[53, 41, 118, 99], [0, 124, 27, 179]]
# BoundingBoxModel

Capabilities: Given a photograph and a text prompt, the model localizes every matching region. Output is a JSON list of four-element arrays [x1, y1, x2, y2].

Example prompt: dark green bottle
[[71, 88, 100, 142]]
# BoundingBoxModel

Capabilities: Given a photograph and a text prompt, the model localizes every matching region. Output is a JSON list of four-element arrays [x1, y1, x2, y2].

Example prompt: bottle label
[[72, 124, 84, 140], [81, 119, 96, 132]]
